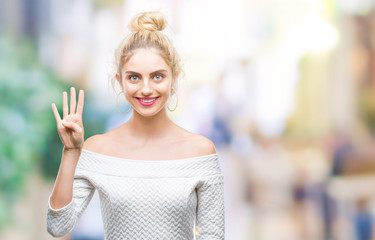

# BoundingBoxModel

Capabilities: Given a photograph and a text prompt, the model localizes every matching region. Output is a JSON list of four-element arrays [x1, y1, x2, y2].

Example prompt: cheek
[[158, 81, 172, 93], [123, 84, 137, 95]]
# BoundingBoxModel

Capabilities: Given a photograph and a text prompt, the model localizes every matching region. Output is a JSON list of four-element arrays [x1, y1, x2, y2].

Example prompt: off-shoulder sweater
[[46, 149, 225, 239]]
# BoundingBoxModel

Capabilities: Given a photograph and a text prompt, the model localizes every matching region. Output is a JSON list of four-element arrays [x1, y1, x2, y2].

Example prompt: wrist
[[63, 146, 82, 154]]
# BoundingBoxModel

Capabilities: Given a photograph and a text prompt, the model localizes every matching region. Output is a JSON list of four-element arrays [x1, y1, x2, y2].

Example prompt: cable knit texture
[[46, 149, 225, 239]]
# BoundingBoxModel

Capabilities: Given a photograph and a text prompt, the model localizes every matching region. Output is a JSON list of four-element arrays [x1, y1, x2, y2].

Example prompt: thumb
[[62, 121, 82, 133]]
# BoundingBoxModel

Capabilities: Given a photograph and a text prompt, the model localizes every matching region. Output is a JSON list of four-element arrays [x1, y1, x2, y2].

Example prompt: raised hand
[[51, 87, 85, 151]]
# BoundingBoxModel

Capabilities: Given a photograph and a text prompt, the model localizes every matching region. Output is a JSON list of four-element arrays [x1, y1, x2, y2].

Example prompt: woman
[[47, 11, 225, 239]]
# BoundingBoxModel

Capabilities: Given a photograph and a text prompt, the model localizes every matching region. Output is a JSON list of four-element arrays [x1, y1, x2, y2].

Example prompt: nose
[[141, 78, 153, 96]]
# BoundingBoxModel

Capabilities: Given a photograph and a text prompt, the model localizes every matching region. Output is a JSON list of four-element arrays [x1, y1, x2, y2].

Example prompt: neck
[[125, 108, 173, 138]]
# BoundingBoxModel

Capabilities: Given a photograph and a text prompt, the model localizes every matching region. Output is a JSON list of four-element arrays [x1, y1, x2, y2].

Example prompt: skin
[[49, 47, 216, 209], [50, 87, 85, 209]]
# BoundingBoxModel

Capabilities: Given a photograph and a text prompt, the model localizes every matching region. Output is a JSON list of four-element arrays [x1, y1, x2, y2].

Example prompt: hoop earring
[[167, 91, 178, 112], [115, 91, 132, 114]]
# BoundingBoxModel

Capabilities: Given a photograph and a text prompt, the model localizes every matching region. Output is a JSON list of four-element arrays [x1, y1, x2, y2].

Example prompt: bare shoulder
[[184, 132, 217, 156], [173, 124, 216, 156], [82, 126, 122, 152], [82, 134, 106, 151]]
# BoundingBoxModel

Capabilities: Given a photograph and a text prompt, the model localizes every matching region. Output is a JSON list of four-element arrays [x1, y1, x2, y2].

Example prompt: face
[[117, 48, 175, 117]]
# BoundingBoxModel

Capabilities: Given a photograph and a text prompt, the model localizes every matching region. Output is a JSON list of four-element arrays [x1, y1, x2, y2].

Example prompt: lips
[[136, 97, 159, 106]]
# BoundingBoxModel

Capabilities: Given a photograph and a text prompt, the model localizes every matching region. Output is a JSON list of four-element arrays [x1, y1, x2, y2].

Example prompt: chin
[[132, 107, 165, 118]]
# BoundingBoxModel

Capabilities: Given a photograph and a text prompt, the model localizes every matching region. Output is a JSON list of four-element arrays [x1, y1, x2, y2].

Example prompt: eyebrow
[[125, 69, 168, 75]]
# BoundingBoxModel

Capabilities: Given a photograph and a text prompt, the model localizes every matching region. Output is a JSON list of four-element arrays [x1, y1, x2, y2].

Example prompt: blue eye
[[129, 75, 139, 81], [154, 75, 163, 81]]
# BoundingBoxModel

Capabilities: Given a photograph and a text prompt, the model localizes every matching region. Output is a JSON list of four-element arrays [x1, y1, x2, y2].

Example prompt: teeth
[[139, 98, 156, 103]]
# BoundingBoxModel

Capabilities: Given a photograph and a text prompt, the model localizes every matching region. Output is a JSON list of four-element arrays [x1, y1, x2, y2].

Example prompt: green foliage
[[0, 36, 68, 229], [0, 34, 107, 230], [359, 88, 375, 135]]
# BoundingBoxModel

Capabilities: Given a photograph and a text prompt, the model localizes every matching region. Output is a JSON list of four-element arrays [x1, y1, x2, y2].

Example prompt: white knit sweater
[[46, 149, 225, 239]]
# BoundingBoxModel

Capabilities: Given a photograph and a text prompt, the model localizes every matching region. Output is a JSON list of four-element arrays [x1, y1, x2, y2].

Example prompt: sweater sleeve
[[46, 172, 95, 237], [195, 175, 225, 240]]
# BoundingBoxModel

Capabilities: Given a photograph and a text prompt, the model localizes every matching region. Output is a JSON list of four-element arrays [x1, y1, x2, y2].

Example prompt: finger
[[51, 103, 62, 123], [63, 91, 68, 118], [76, 90, 84, 116], [70, 87, 76, 115], [62, 121, 82, 134]]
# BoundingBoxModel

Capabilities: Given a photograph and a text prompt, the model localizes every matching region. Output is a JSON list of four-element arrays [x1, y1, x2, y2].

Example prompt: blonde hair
[[112, 11, 181, 94]]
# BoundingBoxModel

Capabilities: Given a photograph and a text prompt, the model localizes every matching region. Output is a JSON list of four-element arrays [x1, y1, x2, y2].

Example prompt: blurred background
[[1, 0, 375, 239]]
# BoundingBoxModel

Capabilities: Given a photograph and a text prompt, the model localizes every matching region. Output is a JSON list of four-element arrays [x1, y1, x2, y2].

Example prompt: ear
[[115, 72, 121, 85], [171, 72, 179, 92], [115, 72, 124, 91]]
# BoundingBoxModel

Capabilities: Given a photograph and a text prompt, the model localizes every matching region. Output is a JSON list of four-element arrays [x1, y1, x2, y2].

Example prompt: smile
[[136, 97, 159, 106]]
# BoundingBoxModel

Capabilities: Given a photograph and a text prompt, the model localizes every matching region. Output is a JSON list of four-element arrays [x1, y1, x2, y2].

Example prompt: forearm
[[196, 175, 225, 239], [49, 147, 82, 209]]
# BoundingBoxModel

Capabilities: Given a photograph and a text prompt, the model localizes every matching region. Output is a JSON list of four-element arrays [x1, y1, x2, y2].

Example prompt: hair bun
[[130, 11, 167, 32]]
